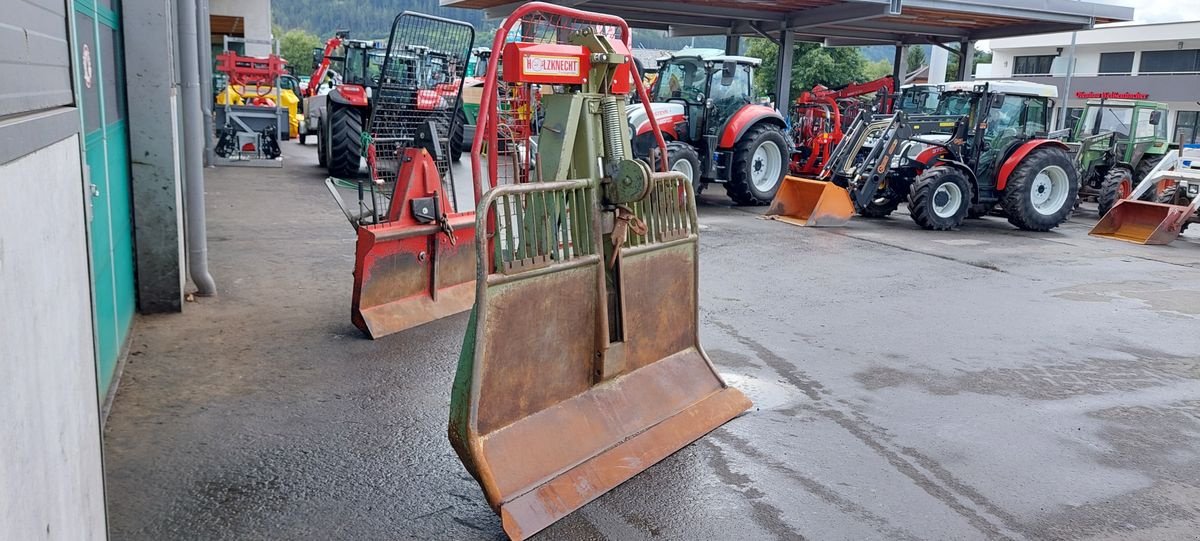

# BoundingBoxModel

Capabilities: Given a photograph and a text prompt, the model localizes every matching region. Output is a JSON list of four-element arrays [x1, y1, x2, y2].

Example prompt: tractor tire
[[1157, 184, 1181, 204], [907, 166, 971, 230], [317, 120, 328, 168], [726, 124, 787, 205], [1134, 154, 1163, 182], [328, 104, 362, 177], [856, 197, 900, 218], [1001, 146, 1078, 232], [1155, 185, 1192, 233], [450, 106, 467, 163], [1097, 166, 1133, 217], [665, 142, 702, 196]]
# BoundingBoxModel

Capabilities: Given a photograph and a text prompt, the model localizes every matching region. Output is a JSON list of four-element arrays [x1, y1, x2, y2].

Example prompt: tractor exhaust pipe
[[178, 0, 217, 296]]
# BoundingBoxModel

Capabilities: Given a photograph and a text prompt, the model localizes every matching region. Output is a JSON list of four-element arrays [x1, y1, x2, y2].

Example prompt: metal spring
[[600, 96, 624, 161]]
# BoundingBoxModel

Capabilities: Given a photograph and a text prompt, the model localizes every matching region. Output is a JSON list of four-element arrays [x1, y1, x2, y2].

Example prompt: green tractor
[[1071, 99, 1170, 216]]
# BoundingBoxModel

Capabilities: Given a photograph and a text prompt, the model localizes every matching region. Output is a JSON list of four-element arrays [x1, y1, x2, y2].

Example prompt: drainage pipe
[[197, 0, 216, 165], [178, 0, 217, 296]]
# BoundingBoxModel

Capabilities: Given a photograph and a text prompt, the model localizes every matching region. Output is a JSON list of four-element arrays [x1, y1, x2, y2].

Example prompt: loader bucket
[[350, 149, 476, 338], [765, 175, 854, 227], [1090, 200, 1191, 245], [450, 176, 751, 541]]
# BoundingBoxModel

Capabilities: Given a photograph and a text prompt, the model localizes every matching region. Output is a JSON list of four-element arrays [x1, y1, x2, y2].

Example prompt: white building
[[979, 21, 1200, 140]]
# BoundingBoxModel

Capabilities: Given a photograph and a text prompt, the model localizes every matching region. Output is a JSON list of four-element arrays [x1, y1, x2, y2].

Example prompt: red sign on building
[[1075, 91, 1150, 100]]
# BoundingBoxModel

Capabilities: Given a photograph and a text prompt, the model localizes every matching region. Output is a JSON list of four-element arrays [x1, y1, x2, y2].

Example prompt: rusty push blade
[[765, 175, 854, 227], [450, 177, 751, 541], [350, 149, 476, 338], [1089, 200, 1191, 245]]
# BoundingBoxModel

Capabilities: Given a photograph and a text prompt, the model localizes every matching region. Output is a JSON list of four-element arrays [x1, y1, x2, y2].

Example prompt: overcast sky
[[1095, 0, 1190, 23], [972, 1, 1192, 51]]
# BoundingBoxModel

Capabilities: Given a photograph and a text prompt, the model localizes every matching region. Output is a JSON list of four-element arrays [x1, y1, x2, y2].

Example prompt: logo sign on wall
[[1075, 91, 1149, 100]]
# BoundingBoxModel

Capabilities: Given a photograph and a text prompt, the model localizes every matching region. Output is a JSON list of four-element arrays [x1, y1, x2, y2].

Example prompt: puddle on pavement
[[931, 239, 990, 246], [1050, 281, 1200, 316], [721, 373, 803, 411]]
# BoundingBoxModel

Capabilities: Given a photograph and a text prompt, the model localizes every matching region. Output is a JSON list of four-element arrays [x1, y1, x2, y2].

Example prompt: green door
[[74, 0, 135, 395]]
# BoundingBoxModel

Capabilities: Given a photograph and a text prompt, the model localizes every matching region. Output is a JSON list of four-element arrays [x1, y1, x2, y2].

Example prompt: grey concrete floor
[[104, 140, 1200, 540]]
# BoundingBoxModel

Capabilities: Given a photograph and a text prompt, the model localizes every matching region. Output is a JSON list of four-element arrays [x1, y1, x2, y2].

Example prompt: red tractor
[[303, 32, 385, 177], [629, 49, 788, 205]]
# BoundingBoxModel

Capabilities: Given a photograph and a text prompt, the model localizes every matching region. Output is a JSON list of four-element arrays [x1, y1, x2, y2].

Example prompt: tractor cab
[[1070, 98, 1170, 215], [647, 50, 757, 141], [895, 84, 941, 115], [340, 40, 387, 89], [929, 80, 1055, 182], [632, 48, 789, 205]]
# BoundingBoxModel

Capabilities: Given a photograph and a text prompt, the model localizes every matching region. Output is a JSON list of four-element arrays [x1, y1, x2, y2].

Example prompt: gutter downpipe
[[178, 0, 217, 296], [197, 0, 216, 165]]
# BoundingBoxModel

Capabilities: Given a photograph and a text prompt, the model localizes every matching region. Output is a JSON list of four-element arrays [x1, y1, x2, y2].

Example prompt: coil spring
[[600, 96, 625, 161]]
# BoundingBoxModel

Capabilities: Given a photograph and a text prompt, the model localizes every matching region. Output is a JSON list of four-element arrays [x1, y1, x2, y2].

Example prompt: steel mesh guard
[[369, 12, 474, 198]]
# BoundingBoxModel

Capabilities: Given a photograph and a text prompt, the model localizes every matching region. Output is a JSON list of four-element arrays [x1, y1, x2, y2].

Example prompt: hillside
[[271, 0, 721, 49]]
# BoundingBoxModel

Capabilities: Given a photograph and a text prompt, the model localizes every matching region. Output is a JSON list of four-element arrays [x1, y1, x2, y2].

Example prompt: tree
[[905, 45, 927, 72], [946, 48, 992, 80], [864, 59, 893, 81], [278, 27, 322, 75], [746, 38, 868, 102]]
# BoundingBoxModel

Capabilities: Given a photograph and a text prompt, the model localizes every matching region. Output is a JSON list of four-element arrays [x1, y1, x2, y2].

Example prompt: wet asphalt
[[103, 140, 1200, 540]]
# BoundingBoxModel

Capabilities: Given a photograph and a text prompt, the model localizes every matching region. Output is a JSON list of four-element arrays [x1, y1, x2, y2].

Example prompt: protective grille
[[368, 12, 474, 203]]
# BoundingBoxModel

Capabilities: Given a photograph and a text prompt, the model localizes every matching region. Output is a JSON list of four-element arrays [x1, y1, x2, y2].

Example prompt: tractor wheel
[[328, 104, 362, 177], [665, 142, 702, 196], [907, 166, 970, 230], [1001, 146, 1078, 231], [1097, 166, 1133, 217], [317, 120, 328, 167], [1155, 185, 1192, 233], [726, 124, 787, 205], [856, 197, 900, 218], [1134, 154, 1163, 182], [450, 106, 467, 163]]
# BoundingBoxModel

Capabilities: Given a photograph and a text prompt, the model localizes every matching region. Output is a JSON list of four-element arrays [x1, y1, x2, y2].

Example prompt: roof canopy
[[441, 0, 1133, 46]]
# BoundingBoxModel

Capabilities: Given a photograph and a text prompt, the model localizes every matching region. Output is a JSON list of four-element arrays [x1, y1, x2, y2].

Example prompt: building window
[[1098, 52, 1134, 75], [1139, 49, 1200, 74], [1176, 111, 1200, 144], [1013, 55, 1056, 76]]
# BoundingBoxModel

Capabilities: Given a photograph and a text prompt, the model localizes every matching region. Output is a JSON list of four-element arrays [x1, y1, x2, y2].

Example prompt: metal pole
[[197, 0, 215, 165], [775, 27, 795, 115], [178, 0, 217, 296], [1059, 31, 1077, 130]]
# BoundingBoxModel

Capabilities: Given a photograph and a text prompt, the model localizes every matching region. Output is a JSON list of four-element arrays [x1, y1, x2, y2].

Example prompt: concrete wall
[[209, 0, 272, 55], [124, 0, 186, 313], [0, 135, 108, 540]]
